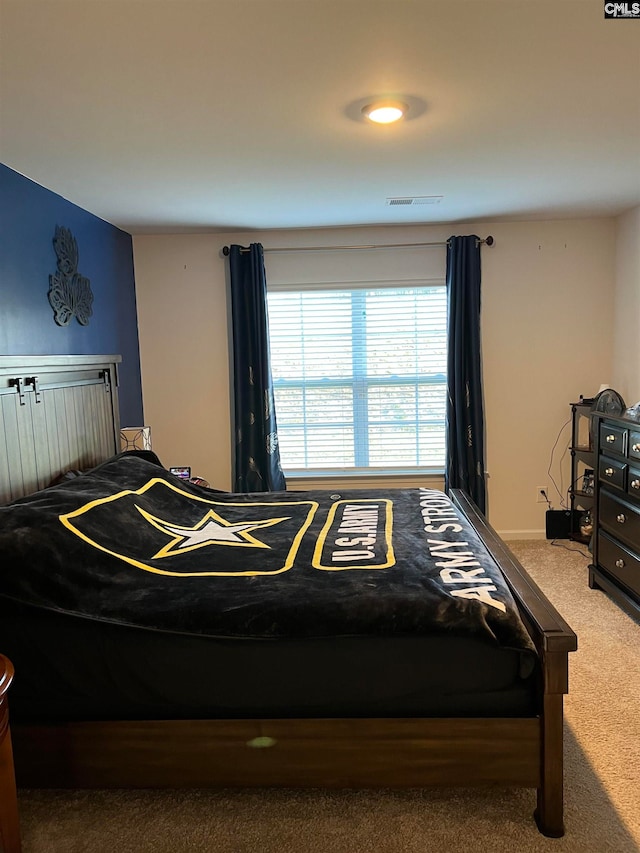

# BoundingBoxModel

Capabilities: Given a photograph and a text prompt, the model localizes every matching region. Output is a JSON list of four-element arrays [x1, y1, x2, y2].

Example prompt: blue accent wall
[[0, 163, 143, 425]]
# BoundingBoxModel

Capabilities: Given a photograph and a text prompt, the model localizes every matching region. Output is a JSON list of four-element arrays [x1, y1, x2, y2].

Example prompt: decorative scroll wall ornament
[[48, 226, 94, 326]]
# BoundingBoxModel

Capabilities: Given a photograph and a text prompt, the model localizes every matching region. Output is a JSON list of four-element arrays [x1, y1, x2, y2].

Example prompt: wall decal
[[48, 225, 94, 325]]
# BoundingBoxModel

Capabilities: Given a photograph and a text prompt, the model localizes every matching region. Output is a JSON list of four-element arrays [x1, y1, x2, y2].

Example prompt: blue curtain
[[228, 243, 286, 492], [445, 235, 486, 513]]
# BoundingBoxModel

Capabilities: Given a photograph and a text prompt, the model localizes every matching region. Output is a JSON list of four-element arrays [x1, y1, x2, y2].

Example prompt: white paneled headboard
[[0, 355, 121, 503]]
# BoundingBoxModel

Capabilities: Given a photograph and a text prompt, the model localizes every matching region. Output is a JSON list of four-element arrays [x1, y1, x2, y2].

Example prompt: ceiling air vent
[[386, 195, 443, 206]]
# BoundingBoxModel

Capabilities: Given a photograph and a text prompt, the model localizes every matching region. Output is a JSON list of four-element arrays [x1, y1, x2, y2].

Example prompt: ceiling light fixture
[[362, 101, 408, 124]]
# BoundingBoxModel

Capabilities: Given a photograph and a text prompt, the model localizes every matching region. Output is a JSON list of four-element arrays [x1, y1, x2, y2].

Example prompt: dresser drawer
[[599, 455, 627, 491], [599, 423, 627, 456], [629, 431, 640, 461], [628, 466, 640, 499], [598, 531, 640, 597], [599, 489, 640, 550]]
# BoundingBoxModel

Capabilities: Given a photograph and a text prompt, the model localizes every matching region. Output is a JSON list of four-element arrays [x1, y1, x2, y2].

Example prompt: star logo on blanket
[[136, 507, 291, 557], [59, 477, 319, 576]]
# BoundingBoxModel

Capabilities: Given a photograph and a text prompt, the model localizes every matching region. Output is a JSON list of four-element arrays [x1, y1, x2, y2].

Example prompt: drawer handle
[[615, 558, 625, 569], [617, 513, 626, 524], [634, 444, 640, 453], [606, 434, 616, 443], [605, 467, 614, 476], [632, 480, 640, 490]]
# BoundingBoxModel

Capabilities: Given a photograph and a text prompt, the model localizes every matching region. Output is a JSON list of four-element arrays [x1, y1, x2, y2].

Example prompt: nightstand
[[0, 655, 21, 853]]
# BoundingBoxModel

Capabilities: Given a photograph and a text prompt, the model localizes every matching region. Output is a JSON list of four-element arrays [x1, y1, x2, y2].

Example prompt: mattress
[[0, 599, 537, 722]]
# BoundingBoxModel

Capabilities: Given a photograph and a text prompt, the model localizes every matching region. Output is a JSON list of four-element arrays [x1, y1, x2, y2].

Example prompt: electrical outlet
[[536, 486, 548, 504]]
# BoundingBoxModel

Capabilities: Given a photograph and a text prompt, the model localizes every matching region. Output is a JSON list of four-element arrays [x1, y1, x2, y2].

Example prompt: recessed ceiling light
[[362, 101, 408, 124]]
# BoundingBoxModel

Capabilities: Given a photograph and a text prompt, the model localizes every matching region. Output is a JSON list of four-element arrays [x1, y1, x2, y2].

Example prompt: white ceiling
[[1, 0, 639, 234]]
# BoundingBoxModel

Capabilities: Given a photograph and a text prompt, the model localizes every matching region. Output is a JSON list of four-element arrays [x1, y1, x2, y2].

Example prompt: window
[[267, 283, 447, 475]]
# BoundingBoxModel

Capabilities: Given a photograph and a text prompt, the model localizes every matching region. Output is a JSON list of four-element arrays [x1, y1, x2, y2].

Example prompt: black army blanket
[[0, 452, 535, 652]]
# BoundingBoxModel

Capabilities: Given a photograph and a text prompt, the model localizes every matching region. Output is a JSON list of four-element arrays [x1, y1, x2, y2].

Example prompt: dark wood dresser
[[590, 414, 640, 619], [0, 654, 21, 853]]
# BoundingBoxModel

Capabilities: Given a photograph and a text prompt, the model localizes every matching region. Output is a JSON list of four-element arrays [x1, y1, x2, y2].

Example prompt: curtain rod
[[222, 236, 494, 255]]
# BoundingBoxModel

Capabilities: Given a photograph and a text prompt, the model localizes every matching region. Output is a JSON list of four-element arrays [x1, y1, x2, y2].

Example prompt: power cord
[[550, 539, 591, 558], [547, 417, 571, 509]]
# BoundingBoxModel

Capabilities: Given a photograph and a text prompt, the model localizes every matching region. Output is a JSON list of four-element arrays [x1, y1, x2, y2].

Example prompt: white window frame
[[267, 277, 447, 479]]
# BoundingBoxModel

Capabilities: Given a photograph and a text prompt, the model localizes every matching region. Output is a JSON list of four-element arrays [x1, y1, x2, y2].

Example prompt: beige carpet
[[15, 540, 640, 853]]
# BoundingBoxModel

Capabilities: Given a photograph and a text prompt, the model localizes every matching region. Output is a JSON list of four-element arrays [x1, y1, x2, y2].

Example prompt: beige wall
[[612, 206, 640, 404], [481, 219, 615, 535], [133, 234, 233, 489], [133, 217, 619, 538]]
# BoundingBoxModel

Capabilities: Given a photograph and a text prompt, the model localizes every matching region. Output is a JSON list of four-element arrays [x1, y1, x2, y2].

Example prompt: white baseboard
[[497, 529, 547, 541]]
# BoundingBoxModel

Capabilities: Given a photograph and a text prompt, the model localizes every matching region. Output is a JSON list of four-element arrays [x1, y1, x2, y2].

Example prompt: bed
[[0, 355, 577, 838]]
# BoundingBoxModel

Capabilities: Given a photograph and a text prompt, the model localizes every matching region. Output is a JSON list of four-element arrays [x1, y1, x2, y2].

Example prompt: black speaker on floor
[[545, 509, 582, 539]]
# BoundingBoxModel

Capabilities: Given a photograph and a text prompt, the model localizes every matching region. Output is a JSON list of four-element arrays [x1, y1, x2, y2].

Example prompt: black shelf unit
[[569, 400, 595, 543]]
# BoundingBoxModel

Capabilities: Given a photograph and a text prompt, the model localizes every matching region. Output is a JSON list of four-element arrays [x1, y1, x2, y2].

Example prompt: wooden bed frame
[[0, 356, 577, 838]]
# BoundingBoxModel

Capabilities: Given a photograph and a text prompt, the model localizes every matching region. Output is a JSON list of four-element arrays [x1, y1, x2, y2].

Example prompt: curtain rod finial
[[223, 246, 230, 256], [485, 235, 494, 246]]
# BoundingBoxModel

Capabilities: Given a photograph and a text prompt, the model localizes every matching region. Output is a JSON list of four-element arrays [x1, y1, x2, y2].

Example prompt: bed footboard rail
[[451, 489, 577, 837]]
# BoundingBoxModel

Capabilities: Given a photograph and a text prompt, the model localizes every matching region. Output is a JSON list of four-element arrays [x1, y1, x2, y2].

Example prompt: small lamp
[[120, 426, 152, 452]]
